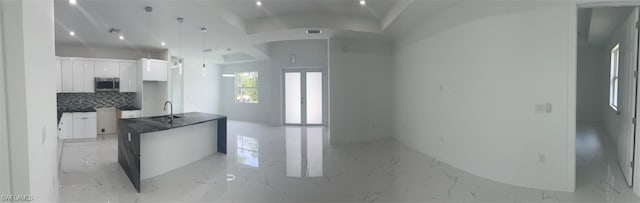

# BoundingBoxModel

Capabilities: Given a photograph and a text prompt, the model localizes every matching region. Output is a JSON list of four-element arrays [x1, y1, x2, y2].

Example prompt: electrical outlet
[[440, 136, 444, 143], [538, 153, 545, 163]]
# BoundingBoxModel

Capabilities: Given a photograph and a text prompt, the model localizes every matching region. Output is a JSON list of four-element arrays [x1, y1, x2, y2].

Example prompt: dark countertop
[[57, 108, 98, 124], [119, 112, 227, 134], [117, 106, 142, 111]]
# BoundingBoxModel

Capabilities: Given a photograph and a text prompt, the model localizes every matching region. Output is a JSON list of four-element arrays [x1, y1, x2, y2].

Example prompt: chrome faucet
[[163, 101, 173, 123]]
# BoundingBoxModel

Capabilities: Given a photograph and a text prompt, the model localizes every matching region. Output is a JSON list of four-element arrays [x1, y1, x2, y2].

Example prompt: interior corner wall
[[182, 55, 222, 114], [329, 38, 393, 144], [2, 0, 59, 201], [392, 1, 575, 191], [577, 43, 606, 126]]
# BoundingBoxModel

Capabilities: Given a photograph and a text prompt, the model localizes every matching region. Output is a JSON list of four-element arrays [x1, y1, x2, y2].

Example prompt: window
[[236, 72, 258, 103], [610, 44, 620, 111]]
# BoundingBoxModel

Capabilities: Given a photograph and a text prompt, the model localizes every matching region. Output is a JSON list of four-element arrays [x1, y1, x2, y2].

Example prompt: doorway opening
[[576, 5, 640, 198]]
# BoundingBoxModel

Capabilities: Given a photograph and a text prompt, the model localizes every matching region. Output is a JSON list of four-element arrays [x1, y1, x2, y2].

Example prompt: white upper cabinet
[[57, 57, 141, 93], [55, 59, 62, 93], [94, 61, 120, 78], [142, 59, 168, 81], [119, 62, 137, 92], [60, 59, 74, 92], [72, 60, 95, 93]]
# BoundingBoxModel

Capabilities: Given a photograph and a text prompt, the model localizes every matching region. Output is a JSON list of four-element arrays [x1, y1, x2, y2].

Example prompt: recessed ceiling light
[[359, 0, 366, 6], [161, 41, 166, 46], [69, 31, 75, 36], [256, 1, 262, 6], [69, 0, 77, 5], [119, 35, 124, 40]]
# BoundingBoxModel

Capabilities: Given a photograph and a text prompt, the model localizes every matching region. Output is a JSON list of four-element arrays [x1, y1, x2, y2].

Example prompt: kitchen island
[[118, 112, 227, 192]]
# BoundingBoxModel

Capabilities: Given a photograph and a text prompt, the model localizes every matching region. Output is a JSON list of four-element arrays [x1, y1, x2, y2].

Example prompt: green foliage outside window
[[236, 72, 258, 103]]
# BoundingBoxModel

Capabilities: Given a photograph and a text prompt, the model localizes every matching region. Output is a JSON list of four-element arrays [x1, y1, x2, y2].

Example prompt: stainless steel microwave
[[95, 78, 119, 92]]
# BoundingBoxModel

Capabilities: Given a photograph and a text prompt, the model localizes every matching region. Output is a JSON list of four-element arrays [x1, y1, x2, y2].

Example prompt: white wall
[[220, 61, 276, 124], [392, 1, 575, 191], [0, 1, 10, 196], [2, 0, 59, 201], [56, 44, 165, 60], [183, 55, 222, 114], [329, 38, 393, 144], [577, 43, 607, 125], [269, 40, 328, 69], [602, 12, 634, 143]]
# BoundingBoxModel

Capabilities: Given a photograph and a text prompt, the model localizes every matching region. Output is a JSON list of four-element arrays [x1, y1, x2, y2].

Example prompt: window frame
[[235, 72, 259, 104], [610, 44, 620, 111]]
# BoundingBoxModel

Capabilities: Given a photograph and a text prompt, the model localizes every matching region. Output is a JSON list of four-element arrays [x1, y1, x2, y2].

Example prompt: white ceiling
[[578, 7, 635, 45], [224, 0, 396, 21], [53, 0, 425, 63]]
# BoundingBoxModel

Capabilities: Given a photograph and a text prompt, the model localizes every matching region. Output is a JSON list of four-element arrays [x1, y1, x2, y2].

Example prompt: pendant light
[[177, 17, 184, 75], [201, 27, 207, 77], [145, 6, 153, 72]]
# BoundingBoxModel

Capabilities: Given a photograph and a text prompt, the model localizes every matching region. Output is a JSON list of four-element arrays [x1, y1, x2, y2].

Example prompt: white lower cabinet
[[65, 112, 97, 140], [59, 113, 73, 139], [120, 110, 141, 119]]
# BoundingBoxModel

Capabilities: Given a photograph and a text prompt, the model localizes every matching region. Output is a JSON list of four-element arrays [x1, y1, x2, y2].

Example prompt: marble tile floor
[[58, 121, 640, 202]]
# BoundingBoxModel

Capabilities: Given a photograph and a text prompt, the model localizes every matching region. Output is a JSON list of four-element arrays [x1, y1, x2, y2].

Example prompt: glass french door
[[284, 70, 324, 125]]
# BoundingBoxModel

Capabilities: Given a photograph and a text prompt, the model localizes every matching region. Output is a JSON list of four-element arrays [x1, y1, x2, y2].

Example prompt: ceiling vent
[[108, 28, 121, 34], [306, 29, 322, 35]]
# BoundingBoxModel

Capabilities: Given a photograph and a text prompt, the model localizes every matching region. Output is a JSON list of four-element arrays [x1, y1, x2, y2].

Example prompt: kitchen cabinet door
[[83, 62, 95, 92], [72, 60, 94, 93], [120, 110, 141, 118], [72, 60, 84, 92], [151, 60, 168, 81], [60, 59, 73, 92], [94, 61, 108, 78], [95, 61, 119, 78], [119, 62, 137, 92], [72, 118, 84, 139], [108, 62, 120, 77], [55, 59, 62, 93], [85, 117, 97, 138], [142, 59, 168, 81], [60, 113, 73, 139]]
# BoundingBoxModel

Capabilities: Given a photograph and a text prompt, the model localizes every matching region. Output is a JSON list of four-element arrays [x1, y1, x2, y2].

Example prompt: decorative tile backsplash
[[57, 92, 137, 110]]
